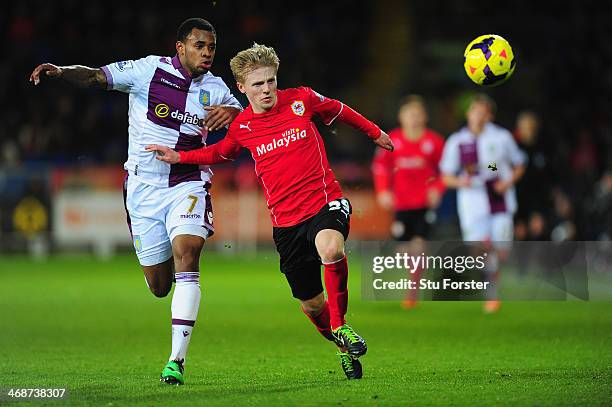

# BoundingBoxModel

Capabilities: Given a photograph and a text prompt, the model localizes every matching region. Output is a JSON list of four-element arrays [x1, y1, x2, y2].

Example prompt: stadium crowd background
[[1, 0, 611, 249]]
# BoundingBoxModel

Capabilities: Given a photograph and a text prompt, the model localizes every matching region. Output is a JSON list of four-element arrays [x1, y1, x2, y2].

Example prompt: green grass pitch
[[0, 252, 610, 406]]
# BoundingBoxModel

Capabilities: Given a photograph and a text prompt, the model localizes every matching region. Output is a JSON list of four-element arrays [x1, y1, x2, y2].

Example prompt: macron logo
[[256, 128, 306, 157], [161, 77, 181, 89], [240, 121, 251, 131]]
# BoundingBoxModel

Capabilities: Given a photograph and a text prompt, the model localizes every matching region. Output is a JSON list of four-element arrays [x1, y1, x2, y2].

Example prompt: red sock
[[324, 256, 349, 330], [301, 301, 334, 342]]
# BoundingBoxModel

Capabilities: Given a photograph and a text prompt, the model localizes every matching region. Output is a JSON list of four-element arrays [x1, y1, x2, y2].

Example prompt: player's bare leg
[[142, 259, 174, 298], [160, 234, 205, 385]]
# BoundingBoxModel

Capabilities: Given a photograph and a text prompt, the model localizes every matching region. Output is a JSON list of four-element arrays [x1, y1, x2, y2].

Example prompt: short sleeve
[[301, 87, 343, 125], [220, 88, 243, 110], [101, 56, 155, 93], [439, 135, 460, 175]]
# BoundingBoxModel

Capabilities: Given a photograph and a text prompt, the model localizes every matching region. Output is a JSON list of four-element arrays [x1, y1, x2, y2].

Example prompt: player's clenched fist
[[145, 145, 180, 164], [30, 63, 63, 85]]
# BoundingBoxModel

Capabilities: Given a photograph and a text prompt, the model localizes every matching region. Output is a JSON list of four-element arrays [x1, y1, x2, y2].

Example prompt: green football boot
[[337, 351, 363, 380], [332, 324, 367, 358], [160, 359, 185, 385]]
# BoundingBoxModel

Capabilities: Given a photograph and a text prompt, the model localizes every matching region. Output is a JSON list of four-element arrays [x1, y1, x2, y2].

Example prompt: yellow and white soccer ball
[[464, 34, 516, 86]]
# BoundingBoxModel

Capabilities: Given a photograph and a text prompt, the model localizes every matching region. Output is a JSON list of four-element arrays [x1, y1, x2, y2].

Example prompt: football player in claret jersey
[[30, 18, 243, 385], [371, 95, 445, 309], [440, 94, 526, 313], [147, 43, 394, 379]]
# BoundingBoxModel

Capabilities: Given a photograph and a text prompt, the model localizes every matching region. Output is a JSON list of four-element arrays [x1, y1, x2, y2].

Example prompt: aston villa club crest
[[133, 235, 142, 252], [291, 100, 305, 116], [199, 89, 211, 106]]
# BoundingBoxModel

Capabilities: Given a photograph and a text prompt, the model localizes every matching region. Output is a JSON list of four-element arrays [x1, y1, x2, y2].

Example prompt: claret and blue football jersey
[[102, 55, 242, 187]]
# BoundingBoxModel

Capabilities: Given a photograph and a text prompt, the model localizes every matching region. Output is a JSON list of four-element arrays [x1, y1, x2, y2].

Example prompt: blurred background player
[[146, 43, 394, 380], [29, 18, 242, 384], [513, 111, 552, 242], [440, 94, 526, 313], [372, 95, 445, 308]]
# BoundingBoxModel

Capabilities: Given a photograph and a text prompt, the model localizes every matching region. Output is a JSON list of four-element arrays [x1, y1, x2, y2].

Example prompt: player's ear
[[236, 82, 246, 94], [176, 41, 184, 56]]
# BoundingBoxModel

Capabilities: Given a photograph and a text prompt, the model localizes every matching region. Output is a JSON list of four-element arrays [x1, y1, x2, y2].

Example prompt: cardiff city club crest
[[199, 89, 211, 107], [291, 100, 305, 116]]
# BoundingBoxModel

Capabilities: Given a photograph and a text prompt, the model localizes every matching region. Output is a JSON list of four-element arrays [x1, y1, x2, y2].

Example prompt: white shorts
[[459, 212, 513, 247], [124, 176, 214, 266]]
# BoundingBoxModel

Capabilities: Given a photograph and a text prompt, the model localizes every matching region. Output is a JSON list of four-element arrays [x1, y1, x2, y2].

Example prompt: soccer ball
[[464, 34, 516, 86]]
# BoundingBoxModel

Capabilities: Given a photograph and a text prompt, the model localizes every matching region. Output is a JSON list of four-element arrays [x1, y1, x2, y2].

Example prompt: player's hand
[[145, 144, 181, 164], [203, 105, 241, 132], [493, 179, 512, 195], [373, 131, 394, 152], [426, 189, 442, 209], [29, 63, 63, 85], [377, 191, 394, 210]]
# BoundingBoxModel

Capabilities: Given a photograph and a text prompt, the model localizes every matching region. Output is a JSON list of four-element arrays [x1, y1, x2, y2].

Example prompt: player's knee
[[146, 277, 172, 298], [320, 245, 345, 264], [173, 247, 200, 271]]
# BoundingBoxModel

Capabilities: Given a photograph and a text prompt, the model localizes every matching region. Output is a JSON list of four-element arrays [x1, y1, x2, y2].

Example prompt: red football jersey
[[372, 128, 445, 211], [181, 87, 380, 227]]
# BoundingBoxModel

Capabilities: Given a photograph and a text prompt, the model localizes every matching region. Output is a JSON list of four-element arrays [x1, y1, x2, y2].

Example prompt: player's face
[[466, 101, 492, 131], [398, 103, 427, 129], [517, 115, 539, 144], [237, 66, 278, 113], [176, 28, 216, 76]]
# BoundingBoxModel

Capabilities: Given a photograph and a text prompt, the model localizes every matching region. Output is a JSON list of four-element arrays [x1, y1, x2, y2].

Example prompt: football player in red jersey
[[146, 43, 393, 380], [372, 95, 445, 308]]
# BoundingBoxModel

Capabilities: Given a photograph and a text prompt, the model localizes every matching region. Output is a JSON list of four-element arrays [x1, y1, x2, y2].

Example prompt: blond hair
[[230, 43, 280, 83]]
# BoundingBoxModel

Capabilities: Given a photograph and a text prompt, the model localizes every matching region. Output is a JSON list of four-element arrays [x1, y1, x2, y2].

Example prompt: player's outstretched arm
[[30, 63, 107, 89], [146, 136, 240, 165], [335, 103, 394, 152], [145, 145, 182, 164]]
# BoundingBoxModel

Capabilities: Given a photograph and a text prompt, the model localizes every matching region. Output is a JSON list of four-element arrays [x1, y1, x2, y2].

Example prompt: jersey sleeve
[[179, 125, 242, 164], [100, 56, 155, 93], [301, 87, 343, 125], [220, 86, 243, 110], [301, 86, 380, 138], [439, 135, 460, 175]]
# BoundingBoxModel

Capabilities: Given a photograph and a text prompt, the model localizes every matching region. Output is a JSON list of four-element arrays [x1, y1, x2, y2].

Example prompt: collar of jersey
[[171, 54, 211, 82]]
